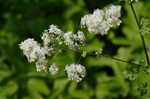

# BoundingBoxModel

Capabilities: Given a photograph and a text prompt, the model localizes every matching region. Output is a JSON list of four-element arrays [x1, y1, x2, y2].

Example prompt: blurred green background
[[0, 0, 150, 99]]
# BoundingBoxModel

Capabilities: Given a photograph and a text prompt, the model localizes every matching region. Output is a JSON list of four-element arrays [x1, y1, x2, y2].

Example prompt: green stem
[[103, 54, 143, 66], [60, 47, 143, 66], [130, 1, 150, 65]]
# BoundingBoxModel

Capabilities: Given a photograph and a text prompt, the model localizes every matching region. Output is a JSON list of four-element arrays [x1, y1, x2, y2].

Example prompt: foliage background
[[0, 0, 150, 99]]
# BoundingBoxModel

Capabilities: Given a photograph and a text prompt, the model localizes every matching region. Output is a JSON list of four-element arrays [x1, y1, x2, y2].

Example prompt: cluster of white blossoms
[[65, 64, 86, 82], [19, 38, 47, 72], [20, 4, 123, 82], [19, 38, 46, 63], [48, 24, 62, 35], [41, 25, 63, 47], [19, 24, 86, 82], [81, 5, 121, 35], [35, 58, 47, 72], [63, 31, 85, 48], [41, 25, 85, 49], [49, 63, 59, 75]]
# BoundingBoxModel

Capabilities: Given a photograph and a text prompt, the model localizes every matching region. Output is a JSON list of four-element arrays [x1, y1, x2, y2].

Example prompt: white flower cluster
[[35, 58, 47, 72], [19, 38, 46, 62], [81, 5, 121, 35], [19, 38, 48, 72], [41, 25, 85, 49], [48, 24, 62, 35], [19, 25, 86, 81], [41, 25, 63, 46], [19, 4, 123, 82], [65, 64, 86, 82], [49, 63, 59, 75], [63, 31, 85, 48]]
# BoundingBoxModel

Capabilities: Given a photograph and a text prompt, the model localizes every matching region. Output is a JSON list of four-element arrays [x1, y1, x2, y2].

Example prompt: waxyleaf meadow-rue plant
[[1, 0, 150, 98], [19, 4, 122, 82], [18, 0, 150, 97]]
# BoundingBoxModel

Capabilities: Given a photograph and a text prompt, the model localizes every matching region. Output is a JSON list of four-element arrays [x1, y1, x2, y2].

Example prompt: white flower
[[105, 5, 121, 18], [35, 58, 47, 72], [80, 15, 88, 28], [63, 31, 85, 48], [81, 9, 105, 35], [19, 38, 42, 62], [41, 30, 50, 46], [49, 63, 59, 75], [42, 25, 63, 46], [95, 21, 110, 35], [48, 24, 63, 35], [76, 31, 85, 41], [41, 46, 53, 57], [19, 38, 49, 72], [80, 5, 121, 35], [65, 64, 86, 82], [63, 32, 74, 47], [105, 5, 122, 27]]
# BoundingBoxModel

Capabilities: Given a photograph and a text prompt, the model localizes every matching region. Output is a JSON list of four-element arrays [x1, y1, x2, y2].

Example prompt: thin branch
[[102, 54, 143, 66], [68, 48, 143, 66], [130, 1, 150, 65]]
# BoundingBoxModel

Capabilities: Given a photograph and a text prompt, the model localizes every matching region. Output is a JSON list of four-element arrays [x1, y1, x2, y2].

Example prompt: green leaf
[[28, 78, 50, 95]]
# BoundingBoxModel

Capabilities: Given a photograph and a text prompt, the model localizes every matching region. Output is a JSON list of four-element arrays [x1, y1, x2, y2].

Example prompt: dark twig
[[130, 1, 150, 65]]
